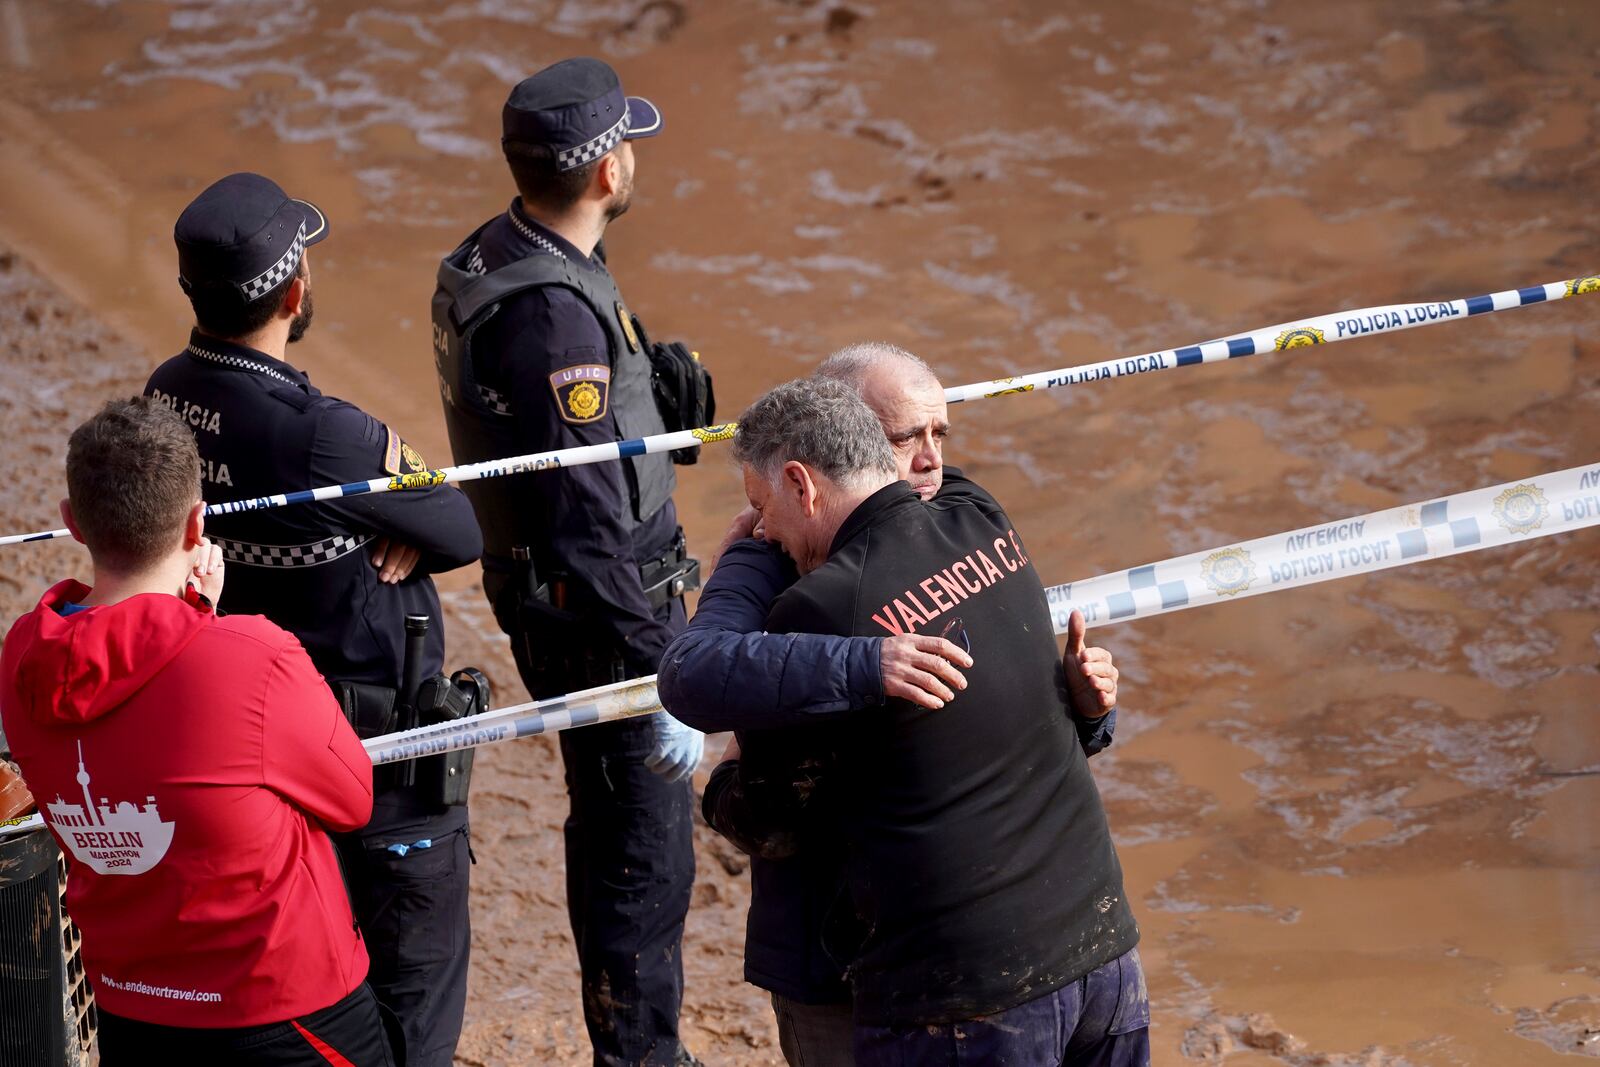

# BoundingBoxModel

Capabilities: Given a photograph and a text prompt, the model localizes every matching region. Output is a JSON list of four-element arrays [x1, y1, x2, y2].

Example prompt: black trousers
[[98, 982, 396, 1066], [496, 582, 697, 1067], [558, 715, 695, 1066], [335, 806, 472, 1067]]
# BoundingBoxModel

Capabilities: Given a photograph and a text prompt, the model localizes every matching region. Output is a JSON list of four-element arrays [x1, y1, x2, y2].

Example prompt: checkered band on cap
[[556, 110, 631, 172], [239, 222, 306, 302], [215, 533, 373, 569]]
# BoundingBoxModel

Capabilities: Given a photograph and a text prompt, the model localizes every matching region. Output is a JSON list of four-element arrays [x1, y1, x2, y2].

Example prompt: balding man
[[658, 344, 1121, 1065]]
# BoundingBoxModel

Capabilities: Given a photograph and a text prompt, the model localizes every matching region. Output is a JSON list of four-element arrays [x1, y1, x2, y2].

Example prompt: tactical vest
[[432, 224, 676, 563]]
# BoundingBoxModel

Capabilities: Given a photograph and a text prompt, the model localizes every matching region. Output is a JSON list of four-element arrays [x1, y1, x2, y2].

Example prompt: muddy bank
[[0, 1, 1597, 1063]]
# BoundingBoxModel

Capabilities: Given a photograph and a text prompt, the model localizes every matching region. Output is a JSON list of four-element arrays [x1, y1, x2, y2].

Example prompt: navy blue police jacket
[[660, 471, 1118, 1005], [146, 332, 482, 690], [469, 202, 680, 671]]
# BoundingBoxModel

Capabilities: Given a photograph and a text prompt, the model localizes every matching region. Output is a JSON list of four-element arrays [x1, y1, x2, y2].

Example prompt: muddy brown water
[[0, 1, 1597, 1063]]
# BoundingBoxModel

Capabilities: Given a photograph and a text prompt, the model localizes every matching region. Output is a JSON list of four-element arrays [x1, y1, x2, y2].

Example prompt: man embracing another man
[[702, 376, 1149, 1066]]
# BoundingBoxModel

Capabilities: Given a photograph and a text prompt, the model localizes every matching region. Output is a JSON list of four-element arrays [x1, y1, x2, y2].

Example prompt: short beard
[[605, 172, 634, 223], [287, 285, 314, 344]]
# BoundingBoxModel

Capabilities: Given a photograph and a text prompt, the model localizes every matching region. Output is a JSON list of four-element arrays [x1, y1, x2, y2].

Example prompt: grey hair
[[732, 377, 898, 488], [815, 342, 937, 390]]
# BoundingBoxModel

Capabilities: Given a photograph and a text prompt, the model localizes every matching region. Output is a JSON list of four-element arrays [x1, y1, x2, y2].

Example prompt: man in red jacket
[[0, 398, 393, 1066]]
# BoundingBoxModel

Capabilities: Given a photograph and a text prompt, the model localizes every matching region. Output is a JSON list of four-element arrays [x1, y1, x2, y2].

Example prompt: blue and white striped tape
[[5, 459, 1597, 841], [2, 274, 1592, 546], [1045, 460, 1600, 631]]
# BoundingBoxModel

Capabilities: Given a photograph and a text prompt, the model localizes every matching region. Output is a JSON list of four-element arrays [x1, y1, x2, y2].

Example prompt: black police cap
[[502, 57, 662, 172], [175, 173, 329, 303]]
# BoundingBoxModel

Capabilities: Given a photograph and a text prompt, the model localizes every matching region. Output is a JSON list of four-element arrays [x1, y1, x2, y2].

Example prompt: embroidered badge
[[401, 441, 428, 474], [383, 428, 429, 476], [550, 364, 612, 424], [383, 425, 404, 475], [616, 302, 641, 353]]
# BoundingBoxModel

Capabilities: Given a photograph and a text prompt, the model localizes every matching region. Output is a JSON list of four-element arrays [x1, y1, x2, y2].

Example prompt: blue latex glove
[[645, 711, 705, 782]]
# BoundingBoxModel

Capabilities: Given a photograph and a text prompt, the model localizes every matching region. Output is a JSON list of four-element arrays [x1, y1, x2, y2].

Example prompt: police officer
[[146, 173, 484, 1067], [431, 59, 706, 1067]]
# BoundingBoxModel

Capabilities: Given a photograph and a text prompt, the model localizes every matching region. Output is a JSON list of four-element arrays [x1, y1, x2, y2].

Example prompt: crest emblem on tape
[[1565, 276, 1600, 297], [1200, 546, 1256, 596], [691, 423, 737, 444], [1490, 483, 1548, 535], [984, 377, 1036, 398], [1274, 327, 1325, 350]]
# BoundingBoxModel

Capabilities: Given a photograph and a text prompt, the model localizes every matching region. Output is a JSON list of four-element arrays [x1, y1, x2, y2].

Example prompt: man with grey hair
[[709, 377, 1148, 1065], [659, 349, 1123, 1065]]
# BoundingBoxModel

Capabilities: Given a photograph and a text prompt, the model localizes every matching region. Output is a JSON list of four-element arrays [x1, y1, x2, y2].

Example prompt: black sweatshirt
[[762, 478, 1138, 1026]]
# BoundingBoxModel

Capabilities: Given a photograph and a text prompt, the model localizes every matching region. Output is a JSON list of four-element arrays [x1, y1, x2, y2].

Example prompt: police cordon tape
[[1043, 460, 1600, 630], [1, 273, 1594, 546], [6, 460, 1598, 842], [0, 674, 666, 840]]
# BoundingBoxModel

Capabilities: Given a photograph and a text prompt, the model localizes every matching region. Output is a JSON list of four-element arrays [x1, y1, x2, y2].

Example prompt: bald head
[[816, 343, 949, 499]]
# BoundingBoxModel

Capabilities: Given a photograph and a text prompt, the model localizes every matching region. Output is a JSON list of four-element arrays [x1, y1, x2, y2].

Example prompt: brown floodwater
[[0, 1, 1596, 1063]]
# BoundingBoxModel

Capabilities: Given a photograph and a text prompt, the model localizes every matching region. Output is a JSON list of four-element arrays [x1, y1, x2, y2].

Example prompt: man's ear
[[783, 460, 821, 517], [596, 152, 623, 198], [184, 500, 206, 551], [280, 275, 306, 320], [59, 499, 85, 546]]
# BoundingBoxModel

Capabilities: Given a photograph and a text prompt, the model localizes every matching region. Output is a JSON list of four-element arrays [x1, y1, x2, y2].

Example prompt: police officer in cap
[[147, 173, 484, 1067], [432, 59, 709, 1067]]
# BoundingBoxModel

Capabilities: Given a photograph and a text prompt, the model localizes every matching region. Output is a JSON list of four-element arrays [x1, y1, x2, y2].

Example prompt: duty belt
[[491, 529, 700, 612]]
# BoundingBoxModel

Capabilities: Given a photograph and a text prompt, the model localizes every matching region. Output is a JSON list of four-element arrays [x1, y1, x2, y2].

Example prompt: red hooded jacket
[[0, 580, 373, 1027]]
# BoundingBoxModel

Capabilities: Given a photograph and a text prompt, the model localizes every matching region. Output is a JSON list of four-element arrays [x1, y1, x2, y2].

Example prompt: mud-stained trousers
[[853, 946, 1150, 1067], [558, 714, 696, 1066], [337, 805, 472, 1067]]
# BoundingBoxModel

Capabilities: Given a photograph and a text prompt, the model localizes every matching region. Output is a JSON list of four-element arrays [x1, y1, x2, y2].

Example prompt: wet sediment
[[0, 2, 1596, 1063]]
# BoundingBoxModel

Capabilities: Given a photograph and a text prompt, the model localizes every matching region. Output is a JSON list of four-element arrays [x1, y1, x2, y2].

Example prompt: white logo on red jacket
[[44, 743, 174, 875]]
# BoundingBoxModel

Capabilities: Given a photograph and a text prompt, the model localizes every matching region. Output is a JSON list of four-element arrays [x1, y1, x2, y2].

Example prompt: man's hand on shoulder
[[1063, 609, 1117, 719], [881, 633, 972, 710]]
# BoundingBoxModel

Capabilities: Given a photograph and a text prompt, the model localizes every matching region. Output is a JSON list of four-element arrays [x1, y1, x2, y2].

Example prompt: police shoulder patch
[[550, 364, 612, 424], [383, 426, 429, 475], [383, 425, 404, 475]]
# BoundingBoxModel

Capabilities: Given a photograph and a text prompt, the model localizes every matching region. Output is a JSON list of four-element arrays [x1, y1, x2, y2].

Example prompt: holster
[[329, 680, 408, 792], [413, 669, 487, 807], [330, 671, 486, 806], [330, 681, 399, 739]]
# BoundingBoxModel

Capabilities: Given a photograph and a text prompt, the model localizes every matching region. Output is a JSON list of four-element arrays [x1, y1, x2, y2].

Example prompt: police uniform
[[146, 173, 484, 1067], [432, 59, 700, 1067]]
